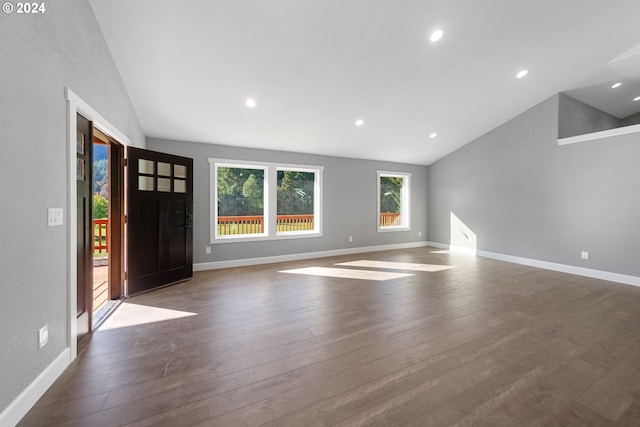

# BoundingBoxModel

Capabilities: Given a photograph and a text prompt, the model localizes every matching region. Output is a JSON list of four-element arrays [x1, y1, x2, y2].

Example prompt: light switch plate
[[48, 208, 64, 226]]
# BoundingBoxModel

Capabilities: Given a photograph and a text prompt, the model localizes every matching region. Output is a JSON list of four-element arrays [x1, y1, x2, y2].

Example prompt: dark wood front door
[[126, 147, 193, 295], [76, 113, 93, 342]]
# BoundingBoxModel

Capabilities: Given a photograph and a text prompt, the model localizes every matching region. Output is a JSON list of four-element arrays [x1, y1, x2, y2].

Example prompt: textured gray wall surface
[[428, 94, 640, 276], [621, 110, 640, 127], [0, 0, 144, 412], [558, 93, 621, 138], [147, 138, 428, 264]]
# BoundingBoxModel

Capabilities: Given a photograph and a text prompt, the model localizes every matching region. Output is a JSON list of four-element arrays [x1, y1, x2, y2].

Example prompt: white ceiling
[[89, 0, 640, 165]]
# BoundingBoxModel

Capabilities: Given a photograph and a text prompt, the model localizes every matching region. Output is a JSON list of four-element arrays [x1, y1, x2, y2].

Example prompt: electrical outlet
[[418, 231, 422, 237], [205, 246, 211, 255], [581, 251, 590, 260], [38, 325, 48, 349], [348, 236, 353, 243]]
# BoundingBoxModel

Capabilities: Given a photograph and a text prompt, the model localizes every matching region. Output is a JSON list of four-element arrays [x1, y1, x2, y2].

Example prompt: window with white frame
[[377, 171, 411, 232], [277, 168, 318, 235], [215, 163, 267, 239], [210, 159, 322, 242]]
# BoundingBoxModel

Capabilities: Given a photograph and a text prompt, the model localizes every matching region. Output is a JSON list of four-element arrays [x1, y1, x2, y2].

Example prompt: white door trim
[[65, 88, 132, 361]]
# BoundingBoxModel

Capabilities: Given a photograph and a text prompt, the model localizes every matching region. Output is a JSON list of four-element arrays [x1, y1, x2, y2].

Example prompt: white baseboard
[[0, 348, 70, 427], [426, 241, 449, 251], [194, 241, 429, 271], [427, 241, 640, 287]]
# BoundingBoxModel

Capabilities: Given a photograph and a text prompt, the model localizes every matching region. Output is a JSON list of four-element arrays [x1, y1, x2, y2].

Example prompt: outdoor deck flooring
[[18, 247, 640, 426], [93, 263, 109, 316]]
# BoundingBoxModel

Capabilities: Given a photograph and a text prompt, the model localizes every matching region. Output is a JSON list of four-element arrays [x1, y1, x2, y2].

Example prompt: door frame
[[66, 88, 132, 361], [91, 132, 126, 324]]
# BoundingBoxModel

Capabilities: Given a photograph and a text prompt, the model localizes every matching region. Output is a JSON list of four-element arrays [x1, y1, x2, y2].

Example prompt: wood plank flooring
[[93, 264, 109, 316], [18, 247, 640, 426]]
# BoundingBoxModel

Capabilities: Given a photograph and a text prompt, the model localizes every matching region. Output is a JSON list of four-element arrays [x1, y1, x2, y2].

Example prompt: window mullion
[[267, 166, 277, 237]]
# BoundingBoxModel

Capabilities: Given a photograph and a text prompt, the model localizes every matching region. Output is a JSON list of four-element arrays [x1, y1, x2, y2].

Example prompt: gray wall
[[0, 0, 144, 414], [147, 138, 428, 264], [621, 110, 640, 127], [428, 94, 640, 277], [558, 93, 621, 138], [558, 92, 640, 137]]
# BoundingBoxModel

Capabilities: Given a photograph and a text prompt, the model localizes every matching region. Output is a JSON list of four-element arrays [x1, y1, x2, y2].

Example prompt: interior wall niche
[[557, 93, 640, 140], [621, 110, 640, 127]]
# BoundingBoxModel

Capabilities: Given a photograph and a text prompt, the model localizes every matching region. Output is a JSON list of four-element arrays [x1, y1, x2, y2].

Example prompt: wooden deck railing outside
[[217, 215, 265, 235], [276, 214, 315, 232], [380, 212, 401, 227], [217, 214, 315, 235], [95, 213, 401, 241], [94, 218, 109, 254], [92, 219, 109, 316]]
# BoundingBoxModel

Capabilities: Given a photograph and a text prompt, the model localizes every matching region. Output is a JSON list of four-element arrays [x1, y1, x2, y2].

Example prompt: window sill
[[211, 231, 322, 244], [377, 226, 411, 233]]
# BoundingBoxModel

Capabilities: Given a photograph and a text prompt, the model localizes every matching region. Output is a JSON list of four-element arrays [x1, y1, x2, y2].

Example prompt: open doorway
[[68, 89, 133, 356], [91, 129, 125, 330]]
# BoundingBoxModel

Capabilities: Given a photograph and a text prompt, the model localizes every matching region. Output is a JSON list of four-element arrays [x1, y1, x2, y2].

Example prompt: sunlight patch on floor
[[336, 260, 456, 272], [99, 302, 197, 331], [279, 266, 414, 281]]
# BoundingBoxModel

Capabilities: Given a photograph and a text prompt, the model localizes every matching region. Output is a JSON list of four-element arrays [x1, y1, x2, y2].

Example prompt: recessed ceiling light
[[245, 98, 257, 108], [516, 70, 528, 79], [611, 82, 622, 89], [429, 133, 438, 139], [355, 119, 364, 126], [430, 29, 444, 43], [634, 96, 640, 102]]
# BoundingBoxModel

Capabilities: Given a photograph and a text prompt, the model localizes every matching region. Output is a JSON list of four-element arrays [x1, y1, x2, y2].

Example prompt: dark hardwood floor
[[19, 247, 640, 426]]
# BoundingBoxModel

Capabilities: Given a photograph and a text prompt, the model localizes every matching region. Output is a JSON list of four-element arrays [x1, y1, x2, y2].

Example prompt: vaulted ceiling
[[89, 0, 640, 165]]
